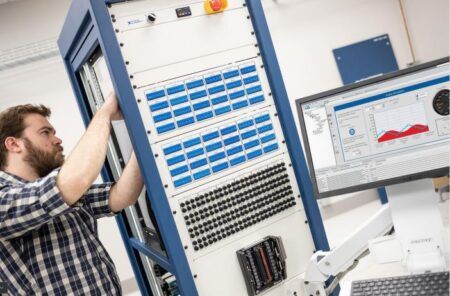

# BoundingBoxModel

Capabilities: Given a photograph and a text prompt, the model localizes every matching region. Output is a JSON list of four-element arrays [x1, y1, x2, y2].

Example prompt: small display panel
[[176, 6, 192, 18]]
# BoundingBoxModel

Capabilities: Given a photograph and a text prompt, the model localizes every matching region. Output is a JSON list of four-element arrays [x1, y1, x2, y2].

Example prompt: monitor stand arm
[[303, 204, 393, 296], [302, 179, 448, 296], [385, 178, 447, 273]]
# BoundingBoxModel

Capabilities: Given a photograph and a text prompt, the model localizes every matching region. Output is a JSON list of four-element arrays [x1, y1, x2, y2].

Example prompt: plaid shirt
[[0, 169, 122, 295]]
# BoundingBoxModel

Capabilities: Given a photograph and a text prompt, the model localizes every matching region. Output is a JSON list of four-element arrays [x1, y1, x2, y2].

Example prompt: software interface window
[[301, 63, 449, 195]]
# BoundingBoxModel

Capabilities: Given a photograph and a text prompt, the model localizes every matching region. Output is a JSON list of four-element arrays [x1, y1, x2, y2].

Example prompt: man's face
[[20, 114, 65, 177]]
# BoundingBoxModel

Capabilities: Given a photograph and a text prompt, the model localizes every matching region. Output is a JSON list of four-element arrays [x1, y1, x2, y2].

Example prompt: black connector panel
[[237, 236, 287, 295]]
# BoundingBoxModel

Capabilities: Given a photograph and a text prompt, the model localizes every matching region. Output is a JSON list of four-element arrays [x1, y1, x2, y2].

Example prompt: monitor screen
[[297, 57, 450, 198]]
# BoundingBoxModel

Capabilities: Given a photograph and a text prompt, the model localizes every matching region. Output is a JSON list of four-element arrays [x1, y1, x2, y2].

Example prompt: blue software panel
[[145, 62, 265, 134], [162, 112, 279, 188]]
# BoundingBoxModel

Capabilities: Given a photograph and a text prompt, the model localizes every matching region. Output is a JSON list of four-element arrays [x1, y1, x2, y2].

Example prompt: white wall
[[401, 0, 450, 63], [0, 0, 69, 51]]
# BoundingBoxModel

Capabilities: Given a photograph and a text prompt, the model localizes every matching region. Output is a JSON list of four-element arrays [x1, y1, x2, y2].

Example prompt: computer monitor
[[296, 57, 449, 273], [296, 57, 449, 199]]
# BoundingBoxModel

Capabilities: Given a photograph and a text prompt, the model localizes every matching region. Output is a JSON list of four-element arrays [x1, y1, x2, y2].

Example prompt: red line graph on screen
[[374, 102, 429, 143], [377, 124, 429, 142]]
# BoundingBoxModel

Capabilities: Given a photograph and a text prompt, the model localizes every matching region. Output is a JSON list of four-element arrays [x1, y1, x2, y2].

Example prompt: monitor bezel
[[296, 57, 450, 199]]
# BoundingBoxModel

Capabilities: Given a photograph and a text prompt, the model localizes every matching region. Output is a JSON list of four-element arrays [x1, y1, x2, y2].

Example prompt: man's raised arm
[[56, 93, 120, 205]]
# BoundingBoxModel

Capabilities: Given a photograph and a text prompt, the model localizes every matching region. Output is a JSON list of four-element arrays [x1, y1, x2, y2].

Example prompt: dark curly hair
[[0, 104, 51, 170]]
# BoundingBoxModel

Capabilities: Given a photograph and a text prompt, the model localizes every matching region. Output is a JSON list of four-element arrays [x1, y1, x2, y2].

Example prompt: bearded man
[[0, 93, 143, 295]]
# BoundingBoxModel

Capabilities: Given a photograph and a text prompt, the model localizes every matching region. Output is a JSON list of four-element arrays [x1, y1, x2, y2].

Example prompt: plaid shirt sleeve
[[0, 169, 74, 240], [83, 182, 117, 219]]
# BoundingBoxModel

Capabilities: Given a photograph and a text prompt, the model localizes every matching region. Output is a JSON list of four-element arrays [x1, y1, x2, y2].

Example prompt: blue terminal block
[[173, 106, 192, 117], [167, 84, 185, 95], [183, 137, 201, 148], [146, 89, 166, 100], [186, 79, 204, 89], [240, 64, 257, 74], [223, 69, 240, 79], [58, 0, 331, 295], [163, 143, 182, 155], [205, 74, 222, 84], [157, 122, 176, 134], [232, 100, 249, 110], [226, 80, 243, 89], [244, 75, 259, 84], [196, 111, 213, 121], [214, 105, 231, 115], [170, 95, 188, 106], [230, 155, 246, 166], [150, 101, 169, 112], [212, 162, 229, 173], [147, 65, 266, 137], [249, 94, 265, 104]]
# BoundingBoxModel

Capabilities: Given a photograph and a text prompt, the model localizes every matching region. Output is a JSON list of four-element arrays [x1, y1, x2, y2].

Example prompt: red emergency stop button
[[210, 0, 222, 11], [204, 0, 228, 14]]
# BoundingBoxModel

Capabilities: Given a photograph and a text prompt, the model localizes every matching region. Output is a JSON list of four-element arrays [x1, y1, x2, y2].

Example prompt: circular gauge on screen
[[433, 89, 449, 116]]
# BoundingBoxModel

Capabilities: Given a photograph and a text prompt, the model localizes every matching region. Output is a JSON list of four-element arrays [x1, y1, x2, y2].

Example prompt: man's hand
[[101, 92, 123, 121]]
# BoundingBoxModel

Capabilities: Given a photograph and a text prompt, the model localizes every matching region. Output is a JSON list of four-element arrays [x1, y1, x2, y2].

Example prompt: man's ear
[[4, 137, 23, 153]]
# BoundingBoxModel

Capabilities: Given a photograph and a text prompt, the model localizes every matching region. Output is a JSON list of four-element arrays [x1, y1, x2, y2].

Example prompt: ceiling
[[0, 0, 22, 4]]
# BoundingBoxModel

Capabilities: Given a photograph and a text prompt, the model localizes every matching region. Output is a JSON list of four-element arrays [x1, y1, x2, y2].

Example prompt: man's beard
[[23, 138, 65, 178]]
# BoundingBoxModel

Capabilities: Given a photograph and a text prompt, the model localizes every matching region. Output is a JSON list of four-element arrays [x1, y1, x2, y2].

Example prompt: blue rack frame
[[58, 1, 332, 295]]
